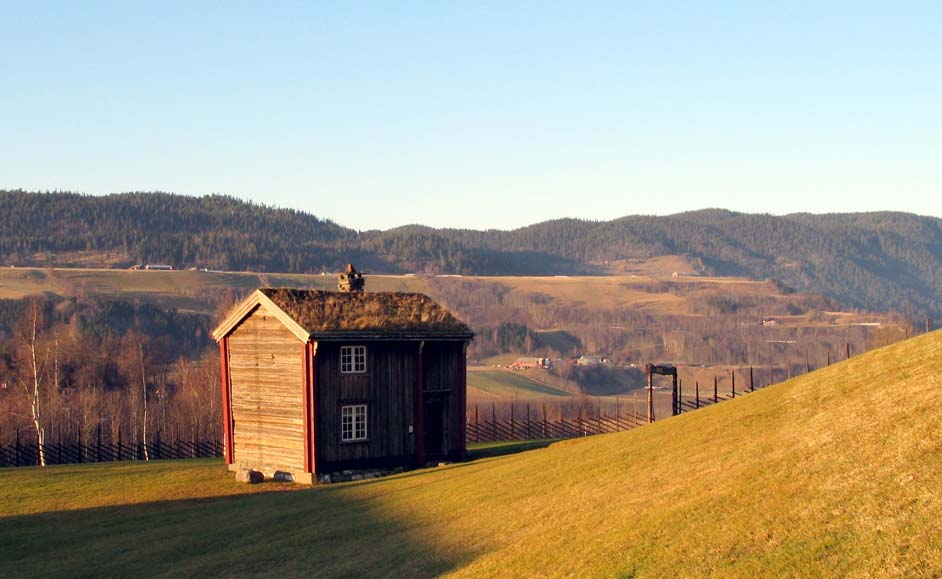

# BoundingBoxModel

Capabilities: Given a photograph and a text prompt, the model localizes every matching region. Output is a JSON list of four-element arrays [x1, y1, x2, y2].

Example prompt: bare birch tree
[[17, 300, 48, 466], [139, 340, 149, 460]]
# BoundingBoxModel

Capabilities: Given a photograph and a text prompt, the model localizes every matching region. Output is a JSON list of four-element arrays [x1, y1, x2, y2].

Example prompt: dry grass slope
[[1, 332, 940, 577]]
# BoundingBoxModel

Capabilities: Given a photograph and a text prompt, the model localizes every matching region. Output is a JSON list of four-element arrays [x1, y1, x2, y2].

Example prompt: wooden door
[[423, 394, 449, 459]]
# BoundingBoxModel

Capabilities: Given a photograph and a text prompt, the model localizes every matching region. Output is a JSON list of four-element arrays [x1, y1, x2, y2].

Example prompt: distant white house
[[512, 357, 553, 370], [575, 355, 607, 366]]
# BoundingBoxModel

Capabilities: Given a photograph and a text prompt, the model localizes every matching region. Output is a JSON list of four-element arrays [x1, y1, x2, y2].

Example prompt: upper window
[[341, 404, 368, 442], [340, 345, 367, 374]]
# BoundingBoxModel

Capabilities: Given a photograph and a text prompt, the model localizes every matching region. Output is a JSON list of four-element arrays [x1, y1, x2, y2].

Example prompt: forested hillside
[[2, 190, 941, 317]]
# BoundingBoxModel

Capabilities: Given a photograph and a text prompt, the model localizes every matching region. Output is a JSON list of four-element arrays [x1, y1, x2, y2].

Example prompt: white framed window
[[341, 404, 368, 442], [340, 345, 367, 374]]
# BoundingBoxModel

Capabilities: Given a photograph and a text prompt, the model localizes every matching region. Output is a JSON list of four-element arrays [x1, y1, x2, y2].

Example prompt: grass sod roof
[[259, 288, 472, 337], [4, 332, 941, 577]]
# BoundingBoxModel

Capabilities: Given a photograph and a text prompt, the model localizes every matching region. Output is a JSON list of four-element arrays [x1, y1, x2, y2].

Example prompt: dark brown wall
[[315, 340, 466, 470], [422, 341, 463, 459], [228, 305, 305, 475], [316, 341, 417, 468]]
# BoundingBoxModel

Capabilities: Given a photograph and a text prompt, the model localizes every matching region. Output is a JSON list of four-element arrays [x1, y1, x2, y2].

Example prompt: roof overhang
[[309, 331, 474, 342], [212, 289, 475, 343], [211, 289, 310, 343]]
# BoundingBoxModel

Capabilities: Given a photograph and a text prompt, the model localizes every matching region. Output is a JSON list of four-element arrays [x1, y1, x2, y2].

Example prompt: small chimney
[[338, 263, 365, 292]]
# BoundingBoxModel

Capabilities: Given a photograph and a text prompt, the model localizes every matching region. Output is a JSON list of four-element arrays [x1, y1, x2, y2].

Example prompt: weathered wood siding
[[316, 342, 418, 469], [422, 341, 463, 459], [228, 305, 305, 475]]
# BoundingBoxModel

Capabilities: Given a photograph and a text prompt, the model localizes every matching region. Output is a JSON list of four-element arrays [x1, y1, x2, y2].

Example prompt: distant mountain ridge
[[2, 190, 941, 317]]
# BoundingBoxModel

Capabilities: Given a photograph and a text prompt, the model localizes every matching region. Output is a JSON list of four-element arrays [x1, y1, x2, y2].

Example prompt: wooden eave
[[211, 289, 311, 343], [212, 289, 474, 343], [308, 330, 474, 342]]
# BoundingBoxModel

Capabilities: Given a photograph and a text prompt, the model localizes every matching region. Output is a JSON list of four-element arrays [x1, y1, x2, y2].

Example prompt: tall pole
[[671, 375, 678, 417], [647, 369, 654, 423]]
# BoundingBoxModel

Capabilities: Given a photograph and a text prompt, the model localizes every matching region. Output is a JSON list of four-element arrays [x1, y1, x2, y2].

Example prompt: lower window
[[341, 404, 368, 442]]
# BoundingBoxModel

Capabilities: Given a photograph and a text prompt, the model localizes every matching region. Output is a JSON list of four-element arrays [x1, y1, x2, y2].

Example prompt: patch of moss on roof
[[260, 288, 472, 335]]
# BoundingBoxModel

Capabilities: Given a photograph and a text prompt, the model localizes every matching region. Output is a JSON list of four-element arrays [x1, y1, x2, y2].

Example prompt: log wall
[[315, 340, 466, 471], [316, 342, 418, 469], [228, 305, 306, 476]]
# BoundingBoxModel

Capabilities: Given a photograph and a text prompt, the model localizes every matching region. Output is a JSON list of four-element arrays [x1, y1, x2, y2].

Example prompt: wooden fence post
[[695, 381, 700, 409], [731, 371, 736, 398], [615, 396, 620, 430], [476, 405, 481, 443], [542, 403, 547, 438], [846, 343, 851, 360], [526, 404, 531, 439], [510, 404, 516, 440], [827, 350, 831, 366], [647, 369, 654, 423], [492, 403, 497, 442], [713, 376, 718, 403], [750, 366, 755, 393], [671, 375, 678, 417]]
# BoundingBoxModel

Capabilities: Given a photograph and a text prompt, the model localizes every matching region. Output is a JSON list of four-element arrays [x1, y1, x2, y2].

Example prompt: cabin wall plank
[[228, 305, 306, 475]]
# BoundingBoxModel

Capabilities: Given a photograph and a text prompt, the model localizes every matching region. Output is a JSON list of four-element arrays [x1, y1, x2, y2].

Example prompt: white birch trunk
[[27, 307, 46, 467], [140, 341, 149, 461]]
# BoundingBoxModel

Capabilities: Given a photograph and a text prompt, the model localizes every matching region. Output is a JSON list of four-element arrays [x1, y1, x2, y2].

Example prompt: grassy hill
[[2, 331, 940, 577], [467, 369, 573, 399]]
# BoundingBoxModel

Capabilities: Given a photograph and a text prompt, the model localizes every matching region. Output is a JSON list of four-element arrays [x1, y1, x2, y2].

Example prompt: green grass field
[[2, 333, 941, 577], [467, 369, 573, 399]]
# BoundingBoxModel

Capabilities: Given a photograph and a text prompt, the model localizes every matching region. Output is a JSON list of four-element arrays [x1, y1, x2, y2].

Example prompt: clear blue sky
[[1, 2, 940, 230]]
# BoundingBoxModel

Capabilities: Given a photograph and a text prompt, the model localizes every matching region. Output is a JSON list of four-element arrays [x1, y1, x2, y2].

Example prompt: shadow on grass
[[467, 439, 558, 460], [0, 443, 562, 577], [0, 482, 480, 579]]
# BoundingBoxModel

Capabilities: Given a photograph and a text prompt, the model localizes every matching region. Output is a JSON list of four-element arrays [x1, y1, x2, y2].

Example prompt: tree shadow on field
[[0, 482, 481, 579]]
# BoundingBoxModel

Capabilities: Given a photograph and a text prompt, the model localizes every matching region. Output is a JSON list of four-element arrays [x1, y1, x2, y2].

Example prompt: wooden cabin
[[212, 287, 473, 484]]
